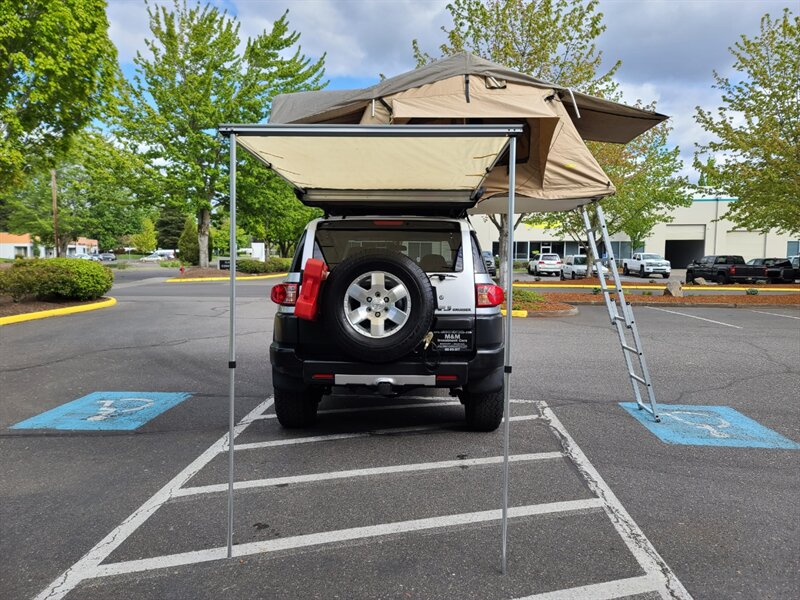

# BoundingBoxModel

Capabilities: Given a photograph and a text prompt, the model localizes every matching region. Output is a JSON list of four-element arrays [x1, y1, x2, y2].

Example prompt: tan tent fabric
[[236, 134, 510, 194], [271, 53, 667, 144]]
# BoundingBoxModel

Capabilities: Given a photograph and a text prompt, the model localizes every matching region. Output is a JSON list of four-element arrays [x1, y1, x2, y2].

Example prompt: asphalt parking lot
[[1, 273, 798, 599]]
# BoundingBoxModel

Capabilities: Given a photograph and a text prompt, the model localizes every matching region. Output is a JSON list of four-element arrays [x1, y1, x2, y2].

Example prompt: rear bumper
[[270, 313, 504, 393]]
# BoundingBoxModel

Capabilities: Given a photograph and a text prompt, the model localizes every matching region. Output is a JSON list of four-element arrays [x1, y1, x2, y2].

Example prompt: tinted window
[[471, 233, 487, 274], [315, 220, 463, 273], [289, 231, 307, 272], [573, 256, 586, 265], [541, 254, 559, 260], [730, 256, 745, 264], [641, 254, 662, 260]]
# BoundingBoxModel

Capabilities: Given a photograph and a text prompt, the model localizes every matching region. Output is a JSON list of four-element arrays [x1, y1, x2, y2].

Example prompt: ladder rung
[[629, 373, 647, 385], [621, 344, 639, 354], [613, 315, 627, 322]]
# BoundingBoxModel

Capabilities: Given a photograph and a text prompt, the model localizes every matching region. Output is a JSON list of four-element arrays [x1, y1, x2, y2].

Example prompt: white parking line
[[645, 306, 742, 329], [513, 574, 660, 600], [34, 397, 275, 600], [254, 400, 462, 420], [91, 499, 605, 579], [174, 452, 564, 497], [235, 415, 539, 451], [539, 404, 692, 599], [750, 309, 800, 320]]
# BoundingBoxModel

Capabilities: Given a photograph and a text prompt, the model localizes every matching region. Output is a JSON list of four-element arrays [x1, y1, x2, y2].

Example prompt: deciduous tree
[[695, 9, 800, 235], [117, 0, 326, 266], [0, 0, 118, 189], [131, 218, 157, 253]]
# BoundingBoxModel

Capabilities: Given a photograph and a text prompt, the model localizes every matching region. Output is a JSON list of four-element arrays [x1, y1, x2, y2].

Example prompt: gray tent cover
[[268, 53, 668, 212]]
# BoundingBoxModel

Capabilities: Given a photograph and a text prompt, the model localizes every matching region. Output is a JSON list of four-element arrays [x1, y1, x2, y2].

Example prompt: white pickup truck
[[622, 253, 671, 278]]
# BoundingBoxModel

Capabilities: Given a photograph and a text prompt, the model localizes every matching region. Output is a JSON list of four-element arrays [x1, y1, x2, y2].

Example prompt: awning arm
[[218, 123, 524, 138]]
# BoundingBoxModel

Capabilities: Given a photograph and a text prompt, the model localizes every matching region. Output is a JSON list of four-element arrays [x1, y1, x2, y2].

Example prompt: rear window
[[573, 256, 586, 265], [541, 254, 559, 260], [315, 220, 463, 272]]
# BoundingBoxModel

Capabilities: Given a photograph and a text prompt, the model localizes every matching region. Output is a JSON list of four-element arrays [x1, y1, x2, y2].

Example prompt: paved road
[[1, 277, 798, 599]]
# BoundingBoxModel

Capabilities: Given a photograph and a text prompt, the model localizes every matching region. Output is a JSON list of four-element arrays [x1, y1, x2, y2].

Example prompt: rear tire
[[571, 271, 576, 280], [274, 386, 321, 428], [623, 265, 630, 275], [716, 272, 728, 285], [662, 273, 670, 279], [685, 271, 694, 284], [639, 266, 646, 278], [560, 271, 565, 280], [463, 390, 504, 432]]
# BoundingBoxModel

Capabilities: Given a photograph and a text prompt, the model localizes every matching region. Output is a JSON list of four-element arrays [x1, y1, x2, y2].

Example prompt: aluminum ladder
[[581, 204, 661, 422]]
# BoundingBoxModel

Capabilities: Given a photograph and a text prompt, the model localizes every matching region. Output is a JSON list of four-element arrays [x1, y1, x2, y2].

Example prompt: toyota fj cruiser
[[270, 215, 505, 431]]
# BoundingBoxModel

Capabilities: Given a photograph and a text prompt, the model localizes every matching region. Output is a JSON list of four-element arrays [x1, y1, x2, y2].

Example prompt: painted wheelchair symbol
[[86, 398, 155, 422], [660, 410, 732, 438]]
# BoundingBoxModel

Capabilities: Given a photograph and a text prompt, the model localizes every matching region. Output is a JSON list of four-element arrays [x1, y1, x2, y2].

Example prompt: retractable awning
[[219, 124, 522, 208]]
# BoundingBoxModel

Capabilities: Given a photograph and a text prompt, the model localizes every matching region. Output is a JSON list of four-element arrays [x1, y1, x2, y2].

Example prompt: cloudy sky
[[106, 0, 793, 181]]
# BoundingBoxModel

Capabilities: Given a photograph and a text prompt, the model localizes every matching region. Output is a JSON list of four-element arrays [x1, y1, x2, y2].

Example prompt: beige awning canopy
[[222, 124, 525, 209]]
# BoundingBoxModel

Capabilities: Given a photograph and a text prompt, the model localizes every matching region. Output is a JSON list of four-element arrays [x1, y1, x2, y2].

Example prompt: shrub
[[265, 257, 292, 273], [0, 258, 113, 301], [512, 289, 546, 310], [746, 288, 759, 295], [592, 287, 602, 295], [236, 258, 269, 274], [159, 260, 182, 268]]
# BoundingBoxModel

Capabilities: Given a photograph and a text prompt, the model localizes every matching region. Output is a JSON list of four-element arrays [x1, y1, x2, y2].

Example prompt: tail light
[[729, 266, 736, 274], [270, 283, 299, 305], [538, 261, 545, 265], [556, 260, 562, 264], [476, 283, 504, 307]]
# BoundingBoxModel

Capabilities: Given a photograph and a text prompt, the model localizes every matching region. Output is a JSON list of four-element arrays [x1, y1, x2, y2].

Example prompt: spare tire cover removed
[[322, 250, 435, 363]]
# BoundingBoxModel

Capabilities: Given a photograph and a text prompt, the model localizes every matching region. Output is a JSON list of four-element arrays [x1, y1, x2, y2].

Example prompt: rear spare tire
[[322, 250, 435, 363]]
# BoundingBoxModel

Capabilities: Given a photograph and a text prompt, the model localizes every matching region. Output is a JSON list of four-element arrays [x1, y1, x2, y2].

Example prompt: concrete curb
[[513, 283, 800, 293], [165, 273, 287, 283], [566, 300, 800, 309], [501, 306, 579, 318], [0, 297, 117, 326]]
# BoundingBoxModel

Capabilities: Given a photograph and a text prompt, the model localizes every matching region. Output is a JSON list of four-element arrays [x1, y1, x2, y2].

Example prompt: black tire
[[322, 250, 435, 363], [639, 266, 646, 278], [274, 386, 321, 428], [662, 273, 670, 279], [571, 271, 576, 280], [716, 272, 728, 285], [527, 266, 533, 275], [623, 265, 629, 276], [560, 271, 565, 280], [463, 390, 504, 432], [685, 271, 694, 284]]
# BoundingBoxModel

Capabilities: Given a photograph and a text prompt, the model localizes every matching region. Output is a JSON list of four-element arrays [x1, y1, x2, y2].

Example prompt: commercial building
[[0, 233, 99, 259], [471, 196, 799, 266]]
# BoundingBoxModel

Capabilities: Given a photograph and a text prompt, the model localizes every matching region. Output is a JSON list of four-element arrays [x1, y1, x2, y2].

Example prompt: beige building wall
[[472, 197, 799, 265]]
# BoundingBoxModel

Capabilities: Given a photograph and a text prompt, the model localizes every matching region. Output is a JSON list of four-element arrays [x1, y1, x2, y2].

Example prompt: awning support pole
[[501, 135, 517, 575], [226, 133, 238, 559]]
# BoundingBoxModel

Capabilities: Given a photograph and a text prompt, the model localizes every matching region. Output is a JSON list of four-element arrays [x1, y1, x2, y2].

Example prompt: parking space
[[2, 279, 798, 599], [35, 395, 686, 600]]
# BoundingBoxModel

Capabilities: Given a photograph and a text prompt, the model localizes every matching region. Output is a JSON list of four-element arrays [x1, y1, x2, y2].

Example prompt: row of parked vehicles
[[686, 255, 800, 284], [523, 252, 800, 283]]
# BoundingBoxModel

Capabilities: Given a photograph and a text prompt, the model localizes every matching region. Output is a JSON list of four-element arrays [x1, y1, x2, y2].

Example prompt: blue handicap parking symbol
[[11, 391, 191, 431], [619, 403, 800, 449]]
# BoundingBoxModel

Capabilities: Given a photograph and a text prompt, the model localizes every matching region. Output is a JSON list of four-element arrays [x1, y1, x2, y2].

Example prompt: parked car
[[560, 255, 609, 280], [527, 253, 561, 276], [766, 256, 799, 283], [746, 257, 790, 267], [270, 215, 505, 431], [99, 252, 116, 262], [74, 253, 101, 261], [685, 255, 767, 284], [481, 250, 497, 276], [139, 252, 164, 263], [622, 253, 671, 279]]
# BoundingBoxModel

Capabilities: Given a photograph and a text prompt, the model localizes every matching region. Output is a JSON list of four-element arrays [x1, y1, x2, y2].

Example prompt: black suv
[[270, 216, 505, 431]]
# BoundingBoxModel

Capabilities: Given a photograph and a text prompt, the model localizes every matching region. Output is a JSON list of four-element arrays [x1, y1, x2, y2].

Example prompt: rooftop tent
[[270, 52, 668, 213]]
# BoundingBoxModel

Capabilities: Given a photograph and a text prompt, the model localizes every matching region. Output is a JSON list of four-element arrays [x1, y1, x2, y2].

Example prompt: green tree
[[412, 0, 620, 285], [156, 205, 187, 250], [1, 130, 146, 253], [212, 216, 249, 256], [0, 0, 118, 189], [695, 9, 800, 235], [131, 218, 157, 253], [178, 215, 199, 265], [414, 0, 687, 281], [116, 1, 326, 267]]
